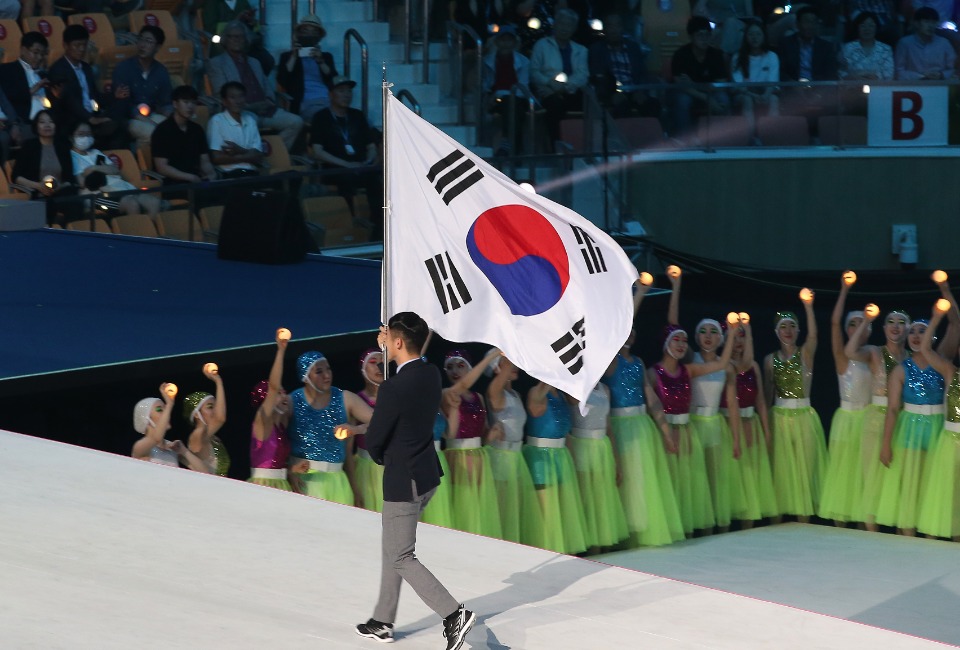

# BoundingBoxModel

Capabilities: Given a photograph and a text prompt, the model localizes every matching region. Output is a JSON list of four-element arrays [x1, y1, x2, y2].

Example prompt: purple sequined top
[[720, 367, 758, 409], [354, 390, 377, 450], [250, 422, 291, 469], [654, 363, 692, 415], [456, 392, 486, 439]]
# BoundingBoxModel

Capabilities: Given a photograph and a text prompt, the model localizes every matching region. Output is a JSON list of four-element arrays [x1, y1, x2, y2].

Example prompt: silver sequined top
[[691, 352, 725, 408], [289, 386, 347, 463], [569, 385, 610, 430], [490, 389, 527, 443], [838, 359, 872, 405]]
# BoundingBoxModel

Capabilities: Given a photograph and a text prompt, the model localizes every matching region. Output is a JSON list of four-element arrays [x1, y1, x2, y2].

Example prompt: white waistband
[[357, 448, 372, 461], [525, 436, 566, 448], [903, 403, 944, 416], [775, 397, 811, 409], [665, 413, 690, 425], [693, 406, 719, 417], [721, 406, 756, 418], [611, 405, 646, 416], [840, 400, 868, 412], [571, 428, 606, 440], [292, 457, 344, 472], [945, 420, 960, 433], [250, 467, 287, 480], [446, 438, 482, 450], [489, 440, 523, 452], [872, 396, 889, 407], [434, 440, 441, 451]]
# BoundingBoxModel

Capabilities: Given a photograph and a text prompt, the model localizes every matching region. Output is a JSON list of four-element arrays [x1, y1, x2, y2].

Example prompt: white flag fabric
[[384, 94, 638, 406]]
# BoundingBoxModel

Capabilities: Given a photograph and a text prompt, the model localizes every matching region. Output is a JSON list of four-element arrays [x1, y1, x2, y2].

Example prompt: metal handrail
[[401, 0, 431, 81], [506, 83, 537, 178], [446, 21, 483, 145], [258, 0, 265, 26], [343, 29, 370, 117], [396, 89, 422, 115], [290, 0, 298, 49]]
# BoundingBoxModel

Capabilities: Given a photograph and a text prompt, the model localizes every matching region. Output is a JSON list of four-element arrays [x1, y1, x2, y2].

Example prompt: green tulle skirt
[[818, 406, 867, 522], [771, 406, 827, 516], [739, 413, 778, 518], [444, 445, 503, 539], [609, 413, 684, 547], [354, 452, 385, 513], [875, 410, 944, 530], [522, 442, 589, 555], [666, 421, 715, 534], [421, 450, 454, 528], [486, 445, 544, 547], [567, 434, 629, 548], [247, 476, 293, 491], [299, 469, 354, 506], [917, 426, 960, 539], [860, 403, 889, 522], [692, 413, 753, 525]]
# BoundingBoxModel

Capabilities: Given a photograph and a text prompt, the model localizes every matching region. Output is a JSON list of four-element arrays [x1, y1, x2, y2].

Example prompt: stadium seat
[[0, 19, 23, 64], [260, 134, 310, 174], [22, 16, 65, 62], [696, 115, 751, 148], [757, 116, 810, 146], [819, 115, 867, 146], [103, 149, 163, 188], [197, 204, 222, 242], [156, 209, 203, 241], [66, 218, 112, 233], [112, 213, 159, 237]]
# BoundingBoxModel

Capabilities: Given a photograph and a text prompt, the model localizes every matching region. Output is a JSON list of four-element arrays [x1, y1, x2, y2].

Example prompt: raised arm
[[921, 304, 958, 380], [740, 317, 755, 370], [667, 266, 681, 325], [801, 290, 818, 370], [206, 366, 227, 435], [486, 355, 513, 412], [845, 305, 877, 363], [254, 332, 289, 442], [688, 314, 738, 378], [831, 273, 852, 374], [934, 278, 960, 359], [526, 381, 552, 418], [131, 386, 174, 459], [447, 348, 503, 398]]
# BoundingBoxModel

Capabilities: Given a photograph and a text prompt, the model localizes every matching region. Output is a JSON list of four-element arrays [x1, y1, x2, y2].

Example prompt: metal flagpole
[[381, 64, 392, 380]]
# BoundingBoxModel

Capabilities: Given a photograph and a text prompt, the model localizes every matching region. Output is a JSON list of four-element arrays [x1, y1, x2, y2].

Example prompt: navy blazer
[[48, 56, 104, 133], [365, 358, 443, 502], [778, 34, 838, 81], [0, 61, 35, 123]]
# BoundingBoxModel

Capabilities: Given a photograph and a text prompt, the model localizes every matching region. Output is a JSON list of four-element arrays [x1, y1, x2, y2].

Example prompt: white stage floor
[[1, 429, 954, 650]]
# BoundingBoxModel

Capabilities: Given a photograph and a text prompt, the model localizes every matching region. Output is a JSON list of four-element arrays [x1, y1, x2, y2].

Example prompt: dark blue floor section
[[0, 229, 381, 381]]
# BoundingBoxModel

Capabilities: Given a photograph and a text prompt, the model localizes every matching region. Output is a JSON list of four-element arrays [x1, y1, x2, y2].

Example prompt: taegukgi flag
[[384, 94, 638, 406]]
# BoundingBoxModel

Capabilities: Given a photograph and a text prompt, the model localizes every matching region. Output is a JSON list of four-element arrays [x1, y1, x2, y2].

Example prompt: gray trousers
[[372, 484, 459, 624]]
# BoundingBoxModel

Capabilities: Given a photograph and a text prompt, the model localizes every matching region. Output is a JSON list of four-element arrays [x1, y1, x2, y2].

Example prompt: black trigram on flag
[[426, 150, 484, 205], [571, 225, 607, 274], [424, 252, 473, 314], [552, 318, 586, 375]]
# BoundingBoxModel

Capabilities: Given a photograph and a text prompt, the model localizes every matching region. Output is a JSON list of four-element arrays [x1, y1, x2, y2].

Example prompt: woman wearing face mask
[[845, 306, 910, 531], [248, 329, 303, 491], [353, 348, 387, 511], [70, 121, 162, 219], [12, 110, 80, 225], [651, 280, 736, 535], [184, 364, 230, 477], [131, 384, 209, 472], [818, 272, 874, 527], [876, 278, 959, 536], [763, 292, 826, 524]]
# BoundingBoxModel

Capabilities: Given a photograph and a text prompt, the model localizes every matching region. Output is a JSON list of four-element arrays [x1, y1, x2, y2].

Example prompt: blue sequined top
[[289, 386, 347, 462], [901, 358, 945, 406], [602, 354, 646, 408], [433, 411, 446, 441], [525, 391, 571, 439]]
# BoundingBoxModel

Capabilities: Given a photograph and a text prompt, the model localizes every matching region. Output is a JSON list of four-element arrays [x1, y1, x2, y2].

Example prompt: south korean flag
[[384, 94, 638, 407]]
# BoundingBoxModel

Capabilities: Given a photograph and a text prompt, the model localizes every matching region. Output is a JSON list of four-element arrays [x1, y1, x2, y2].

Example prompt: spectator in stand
[[20, 0, 54, 19], [482, 25, 531, 157], [450, 0, 506, 46], [201, 0, 274, 74], [670, 16, 729, 139], [512, 0, 556, 54], [309, 76, 383, 240], [151, 85, 216, 187], [207, 81, 265, 178], [0, 32, 51, 126], [530, 8, 589, 146], [779, 6, 838, 82], [111, 25, 173, 151], [730, 20, 779, 139], [587, 12, 660, 119], [208, 21, 304, 152], [0, 87, 22, 167], [847, 0, 901, 45], [277, 15, 339, 123], [12, 110, 80, 225], [840, 12, 895, 80], [895, 6, 956, 79], [48, 25, 119, 149]]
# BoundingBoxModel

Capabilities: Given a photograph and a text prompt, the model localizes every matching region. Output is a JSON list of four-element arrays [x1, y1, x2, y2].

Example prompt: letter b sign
[[869, 86, 947, 146]]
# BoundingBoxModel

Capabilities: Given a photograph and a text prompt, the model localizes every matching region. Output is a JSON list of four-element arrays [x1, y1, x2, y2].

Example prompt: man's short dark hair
[[63, 24, 90, 44], [220, 81, 247, 99], [914, 6, 940, 21], [172, 84, 199, 102], [388, 312, 429, 354], [21, 32, 49, 50], [140, 25, 166, 45], [686, 16, 712, 35], [796, 5, 819, 21]]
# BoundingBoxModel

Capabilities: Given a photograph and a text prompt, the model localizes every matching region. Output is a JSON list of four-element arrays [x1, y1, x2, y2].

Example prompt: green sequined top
[[211, 436, 231, 477], [772, 350, 810, 399], [871, 346, 908, 397], [947, 371, 960, 424]]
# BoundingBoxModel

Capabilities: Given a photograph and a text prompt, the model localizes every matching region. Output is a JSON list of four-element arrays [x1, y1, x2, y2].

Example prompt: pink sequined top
[[720, 367, 758, 409], [456, 392, 487, 439], [250, 422, 291, 469], [654, 363, 692, 415], [354, 390, 378, 450]]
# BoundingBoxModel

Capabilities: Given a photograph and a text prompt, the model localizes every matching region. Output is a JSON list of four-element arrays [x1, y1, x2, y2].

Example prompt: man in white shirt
[[207, 80, 264, 178], [0, 32, 50, 125]]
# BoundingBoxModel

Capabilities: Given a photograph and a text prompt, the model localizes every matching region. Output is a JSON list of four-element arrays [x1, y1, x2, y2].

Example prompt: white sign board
[[868, 86, 948, 146]]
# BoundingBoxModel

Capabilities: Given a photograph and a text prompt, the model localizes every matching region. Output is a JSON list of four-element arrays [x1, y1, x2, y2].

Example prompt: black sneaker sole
[[448, 611, 476, 650], [355, 628, 395, 643]]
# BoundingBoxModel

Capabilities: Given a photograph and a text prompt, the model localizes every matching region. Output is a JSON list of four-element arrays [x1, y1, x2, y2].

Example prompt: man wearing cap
[[208, 20, 304, 151], [308, 75, 383, 240], [278, 15, 339, 122], [895, 6, 956, 79]]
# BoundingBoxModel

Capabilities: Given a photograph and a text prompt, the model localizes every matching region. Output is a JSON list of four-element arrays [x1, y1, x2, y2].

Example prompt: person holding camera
[[277, 15, 339, 123]]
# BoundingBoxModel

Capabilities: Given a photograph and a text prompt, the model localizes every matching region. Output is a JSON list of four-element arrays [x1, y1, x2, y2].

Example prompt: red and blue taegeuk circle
[[466, 205, 569, 316]]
